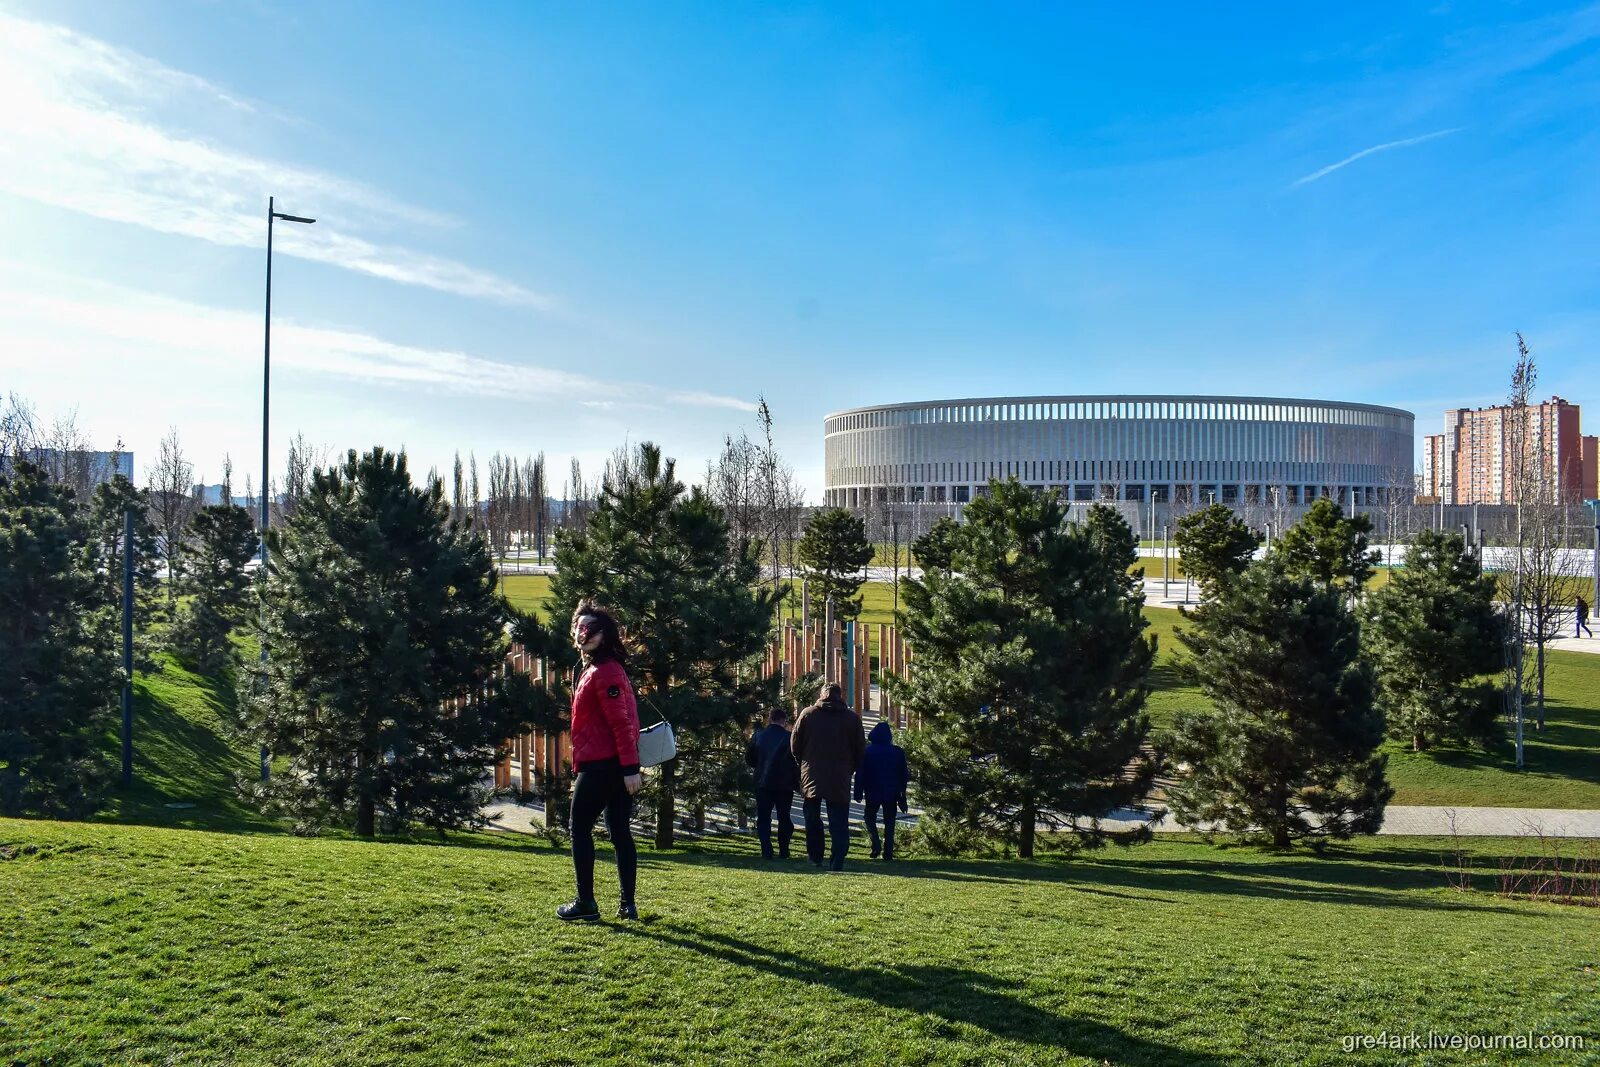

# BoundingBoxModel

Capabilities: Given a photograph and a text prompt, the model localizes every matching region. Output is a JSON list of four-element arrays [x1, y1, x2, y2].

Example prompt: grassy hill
[[5, 818, 1598, 1066]]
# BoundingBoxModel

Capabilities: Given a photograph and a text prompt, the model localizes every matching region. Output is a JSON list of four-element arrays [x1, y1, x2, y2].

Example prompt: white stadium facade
[[823, 394, 1414, 511]]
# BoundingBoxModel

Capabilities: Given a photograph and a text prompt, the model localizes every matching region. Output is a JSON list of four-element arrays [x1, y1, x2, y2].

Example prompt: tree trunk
[[1413, 734, 1425, 753], [655, 759, 676, 849], [1536, 643, 1547, 730], [1019, 798, 1036, 859], [356, 749, 376, 837], [1272, 823, 1291, 848]]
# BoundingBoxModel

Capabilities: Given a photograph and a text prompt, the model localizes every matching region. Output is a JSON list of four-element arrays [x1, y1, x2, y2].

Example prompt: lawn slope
[[3, 820, 1597, 1066]]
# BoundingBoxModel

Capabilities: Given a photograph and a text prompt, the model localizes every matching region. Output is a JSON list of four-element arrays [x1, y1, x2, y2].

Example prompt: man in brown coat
[[790, 683, 866, 871]]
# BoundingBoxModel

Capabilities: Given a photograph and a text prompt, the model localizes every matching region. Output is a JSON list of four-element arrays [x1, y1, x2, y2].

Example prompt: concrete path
[[488, 794, 1600, 839], [1098, 805, 1600, 839]]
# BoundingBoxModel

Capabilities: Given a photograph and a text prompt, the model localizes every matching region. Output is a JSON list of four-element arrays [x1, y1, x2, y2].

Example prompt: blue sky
[[2, 1, 1597, 499]]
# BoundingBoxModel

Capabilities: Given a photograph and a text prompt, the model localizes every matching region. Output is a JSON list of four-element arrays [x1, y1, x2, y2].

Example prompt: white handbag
[[637, 719, 677, 768]]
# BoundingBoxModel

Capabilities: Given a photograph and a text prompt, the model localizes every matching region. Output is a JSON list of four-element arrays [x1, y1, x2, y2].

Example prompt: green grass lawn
[[1142, 606, 1600, 809], [4, 817, 1597, 1066], [98, 654, 277, 834]]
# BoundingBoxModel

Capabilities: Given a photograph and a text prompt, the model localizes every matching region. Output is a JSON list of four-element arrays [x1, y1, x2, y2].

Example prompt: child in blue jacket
[[854, 721, 909, 860]]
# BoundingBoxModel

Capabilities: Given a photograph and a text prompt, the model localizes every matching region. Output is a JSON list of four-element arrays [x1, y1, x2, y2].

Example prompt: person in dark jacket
[[855, 721, 910, 860], [746, 707, 799, 860], [790, 682, 866, 871], [558, 602, 642, 923]]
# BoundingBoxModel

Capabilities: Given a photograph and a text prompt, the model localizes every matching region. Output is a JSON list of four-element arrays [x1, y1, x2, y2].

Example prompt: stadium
[[823, 394, 1414, 511]]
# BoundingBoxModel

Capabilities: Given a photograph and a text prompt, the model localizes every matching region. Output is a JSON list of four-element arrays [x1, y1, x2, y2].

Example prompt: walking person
[[790, 682, 865, 872], [558, 602, 642, 922], [1577, 595, 1593, 639], [746, 707, 799, 860], [855, 721, 909, 860]]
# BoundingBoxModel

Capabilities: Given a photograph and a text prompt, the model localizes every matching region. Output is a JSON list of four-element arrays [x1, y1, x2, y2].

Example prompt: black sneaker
[[556, 898, 600, 922], [616, 900, 639, 921]]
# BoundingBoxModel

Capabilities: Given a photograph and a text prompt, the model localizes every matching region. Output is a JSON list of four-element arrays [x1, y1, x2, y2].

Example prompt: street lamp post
[[260, 196, 316, 781]]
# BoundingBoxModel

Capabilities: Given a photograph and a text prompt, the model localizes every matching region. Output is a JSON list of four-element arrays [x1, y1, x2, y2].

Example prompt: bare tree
[[282, 433, 316, 519], [220, 453, 235, 506], [146, 426, 197, 610], [0, 392, 42, 469]]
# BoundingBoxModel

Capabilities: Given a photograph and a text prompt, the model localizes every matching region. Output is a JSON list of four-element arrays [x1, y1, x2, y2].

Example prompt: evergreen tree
[[169, 504, 259, 674], [239, 448, 530, 837], [1174, 503, 1261, 597], [0, 462, 119, 817], [892, 483, 1156, 858], [797, 507, 874, 620], [87, 474, 162, 669], [1166, 558, 1391, 847], [1363, 530, 1505, 752], [525, 443, 777, 848], [911, 515, 961, 578], [1274, 498, 1378, 599]]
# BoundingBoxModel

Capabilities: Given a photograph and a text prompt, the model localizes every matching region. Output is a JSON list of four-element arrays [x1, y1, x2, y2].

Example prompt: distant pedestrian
[[855, 721, 910, 860], [790, 682, 865, 871], [746, 707, 799, 860], [558, 602, 642, 923], [1578, 595, 1593, 639]]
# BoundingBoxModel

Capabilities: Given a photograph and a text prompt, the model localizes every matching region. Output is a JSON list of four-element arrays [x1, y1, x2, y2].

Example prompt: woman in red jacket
[[558, 601, 642, 922]]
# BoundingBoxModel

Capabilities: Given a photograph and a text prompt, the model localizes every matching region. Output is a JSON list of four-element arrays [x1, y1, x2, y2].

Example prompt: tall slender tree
[[891, 484, 1156, 857], [146, 426, 195, 612]]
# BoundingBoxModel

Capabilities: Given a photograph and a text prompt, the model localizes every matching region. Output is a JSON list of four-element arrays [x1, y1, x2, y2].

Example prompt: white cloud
[[666, 390, 760, 413], [1291, 128, 1462, 187], [0, 11, 550, 307], [0, 267, 755, 413]]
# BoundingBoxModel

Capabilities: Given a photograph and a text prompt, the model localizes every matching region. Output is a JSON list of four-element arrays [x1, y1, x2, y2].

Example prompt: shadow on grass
[[634, 840, 1534, 915], [615, 920, 1224, 1066]]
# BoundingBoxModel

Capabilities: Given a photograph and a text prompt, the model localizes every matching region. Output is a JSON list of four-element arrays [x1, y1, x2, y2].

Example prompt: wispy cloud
[[0, 267, 751, 413], [666, 391, 760, 413], [0, 12, 550, 307], [1291, 127, 1462, 187]]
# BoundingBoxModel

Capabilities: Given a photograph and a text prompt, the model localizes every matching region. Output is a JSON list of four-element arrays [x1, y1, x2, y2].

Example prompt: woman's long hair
[[572, 599, 629, 668]]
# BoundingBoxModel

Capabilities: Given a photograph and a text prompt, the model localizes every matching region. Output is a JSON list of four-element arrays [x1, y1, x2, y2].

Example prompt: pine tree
[[87, 474, 162, 669], [526, 443, 777, 848], [892, 483, 1156, 857], [797, 507, 873, 620], [0, 461, 119, 817], [1174, 502, 1261, 597], [239, 448, 530, 837], [1166, 558, 1391, 847], [1363, 530, 1505, 752], [911, 515, 961, 578], [169, 504, 259, 674], [1274, 498, 1378, 599]]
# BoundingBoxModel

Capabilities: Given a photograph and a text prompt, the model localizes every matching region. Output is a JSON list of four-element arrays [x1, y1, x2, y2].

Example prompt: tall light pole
[[260, 196, 315, 780]]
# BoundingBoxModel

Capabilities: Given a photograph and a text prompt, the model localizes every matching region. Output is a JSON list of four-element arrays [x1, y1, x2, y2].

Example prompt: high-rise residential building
[[1420, 397, 1597, 505]]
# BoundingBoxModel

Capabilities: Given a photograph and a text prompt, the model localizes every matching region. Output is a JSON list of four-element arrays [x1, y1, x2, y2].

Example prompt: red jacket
[[570, 658, 641, 774]]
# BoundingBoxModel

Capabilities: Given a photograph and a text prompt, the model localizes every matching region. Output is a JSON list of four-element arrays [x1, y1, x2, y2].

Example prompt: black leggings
[[570, 761, 636, 903]]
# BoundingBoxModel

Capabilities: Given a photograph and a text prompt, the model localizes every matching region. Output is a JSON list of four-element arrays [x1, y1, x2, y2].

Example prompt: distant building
[[1421, 397, 1598, 505], [824, 394, 1414, 509], [0, 448, 133, 489], [194, 484, 252, 507]]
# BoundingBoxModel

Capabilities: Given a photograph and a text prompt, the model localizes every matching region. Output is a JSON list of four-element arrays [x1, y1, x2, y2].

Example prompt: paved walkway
[[487, 796, 1600, 839]]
